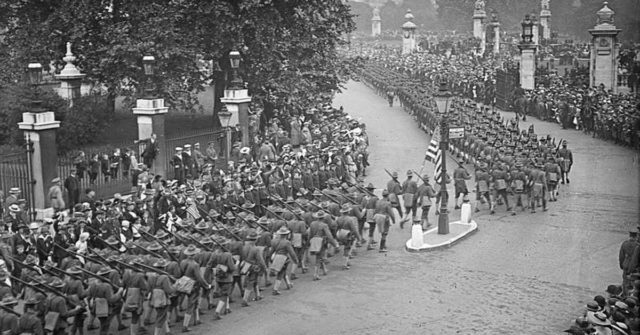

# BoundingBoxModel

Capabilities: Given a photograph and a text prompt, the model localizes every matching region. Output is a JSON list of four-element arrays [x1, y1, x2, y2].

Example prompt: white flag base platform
[[405, 220, 478, 252]]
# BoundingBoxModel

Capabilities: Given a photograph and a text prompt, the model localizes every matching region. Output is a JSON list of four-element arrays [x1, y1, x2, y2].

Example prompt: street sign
[[449, 127, 465, 139]]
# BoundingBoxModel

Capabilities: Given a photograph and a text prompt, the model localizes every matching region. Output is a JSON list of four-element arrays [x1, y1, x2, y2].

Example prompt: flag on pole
[[425, 125, 441, 163]]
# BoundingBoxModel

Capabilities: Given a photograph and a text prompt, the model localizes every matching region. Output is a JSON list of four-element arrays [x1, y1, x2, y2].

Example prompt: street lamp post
[[433, 81, 452, 235], [142, 55, 156, 98], [217, 105, 232, 162]]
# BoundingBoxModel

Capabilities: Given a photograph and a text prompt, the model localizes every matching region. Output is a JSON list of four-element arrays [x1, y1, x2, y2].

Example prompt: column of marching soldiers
[[0, 103, 415, 335], [359, 60, 575, 217]]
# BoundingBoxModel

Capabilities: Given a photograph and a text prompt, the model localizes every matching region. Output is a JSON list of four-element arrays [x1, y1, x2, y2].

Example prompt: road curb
[[405, 221, 478, 252]]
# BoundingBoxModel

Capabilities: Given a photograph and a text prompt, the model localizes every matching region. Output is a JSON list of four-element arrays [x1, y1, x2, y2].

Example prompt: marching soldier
[[453, 161, 471, 209], [415, 175, 436, 230], [386, 171, 402, 221], [556, 140, 573, 184], [375, 190, 396, 253], [400, 170, 418, 227]]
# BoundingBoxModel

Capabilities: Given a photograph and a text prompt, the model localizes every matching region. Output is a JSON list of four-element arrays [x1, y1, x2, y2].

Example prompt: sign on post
[[449, 127, 465, 139]]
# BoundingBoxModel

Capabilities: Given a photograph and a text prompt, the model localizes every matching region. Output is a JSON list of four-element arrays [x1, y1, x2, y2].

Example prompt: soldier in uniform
[[544, 157, 562, 202], [415, 175, 436, 230], [509, 163, 528, 214], [556, 140, 573, 184], [386, 171, 402, 221], [473, 163, 490, 213], [400, 170, 418, 227], [490, 163, 511, 214], [374, 190, 396, 253], [453, 161, 471, 209]]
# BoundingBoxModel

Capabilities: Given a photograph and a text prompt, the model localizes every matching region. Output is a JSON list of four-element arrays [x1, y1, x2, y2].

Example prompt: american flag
[[425, 125, 443, 184], [425, 125, 440, 163], [186, 203, 201, 220]]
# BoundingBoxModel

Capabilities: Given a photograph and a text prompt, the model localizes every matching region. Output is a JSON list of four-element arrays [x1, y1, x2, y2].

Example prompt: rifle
[[268, 196, 303, 220], [260, 204, 285, 221], [305, 201, 336, 219], [132, 242, 164, 258], [94, 236, 121, 252], [346, 180, 375, 196], [321, 190, 356, 205], [186, 235, 214, 252], [132, 262, 176, 282], [138, 230, 179, 263], [206, 206, 243, 240], [78, 268, 119, 290], [412, 170, 431, 186], [10, 275, 49, 296], [0, 304, 21, 317], [555, 138, 563, 155], [384, 168, 398, 182]]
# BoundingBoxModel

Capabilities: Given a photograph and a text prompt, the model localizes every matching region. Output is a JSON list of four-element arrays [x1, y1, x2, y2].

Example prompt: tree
[[0, 0, 356, 120]]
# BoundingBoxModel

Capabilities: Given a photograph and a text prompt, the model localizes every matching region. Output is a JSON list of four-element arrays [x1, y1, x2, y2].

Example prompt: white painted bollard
[[460, 195, 471, 223], [411, 223, 424, 248]]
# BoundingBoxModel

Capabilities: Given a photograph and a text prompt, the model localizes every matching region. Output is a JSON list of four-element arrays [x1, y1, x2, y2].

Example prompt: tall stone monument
[[491, 13, 500, 55], [473, 0, 487, 39], [539, 0, 552, 40], [402, 9, 417, 55], [518, 15, 537, 90], [55, 42, 85, 107], [588, 2, 621, 92], [371, 7, 381, 37]]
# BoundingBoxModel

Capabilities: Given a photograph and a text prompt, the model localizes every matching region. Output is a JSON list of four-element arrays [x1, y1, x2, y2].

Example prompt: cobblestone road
[[184, 81, 639, 335]]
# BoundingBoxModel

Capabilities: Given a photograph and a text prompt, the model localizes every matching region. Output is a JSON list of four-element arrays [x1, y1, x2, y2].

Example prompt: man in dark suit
[[64, 169, 81, 211], [141, 133, 159, 170]]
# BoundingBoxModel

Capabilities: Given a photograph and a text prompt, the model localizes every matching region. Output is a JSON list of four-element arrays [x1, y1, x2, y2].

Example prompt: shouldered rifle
[[321, 190, 356, 205], [0, 304, 21, 317], [412, 170, 430, 185], [78, 268, 119, 290], [132, 242, 164, 258], [132, 262, 176, 282], [186, 235, 214, 252], [10, 275, 47, 295], [138, 230, 179, 263], [269, 196, 303, 220], [345, 180, 374, 196], [384, 168, 398, 182]]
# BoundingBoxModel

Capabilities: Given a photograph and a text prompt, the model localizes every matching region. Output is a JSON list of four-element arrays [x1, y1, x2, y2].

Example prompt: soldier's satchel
[[174, 276, 195, 294], [402, 193, 414, 206], [151, 288, 167, 308], [239, 261, 252, 275], [336, 228, 351, 243], [421, 195, 432, 207], [124, 287, 143, 312], [215, 264, 229, 280], [533, 183, 544, 196], [548, 172, 558, 182], [291, 233, 303, 248], [495, 179, 507, 190], [44, 311, 60, 332], [388, 193, 399, 206], [94, 297, 109, 318], [365, 208, 375, 223], [512, 180, 524, 193], [478, 180, 489, 193], [269, 254, 288, 274], [309, 236, 324, 254]]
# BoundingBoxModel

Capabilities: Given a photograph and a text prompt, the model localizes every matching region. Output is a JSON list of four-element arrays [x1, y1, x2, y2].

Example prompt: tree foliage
[[0, 0, 356, 116]]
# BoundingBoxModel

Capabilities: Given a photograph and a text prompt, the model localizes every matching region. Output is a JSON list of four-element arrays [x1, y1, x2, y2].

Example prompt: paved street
[[184, 80, 639, 334]]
